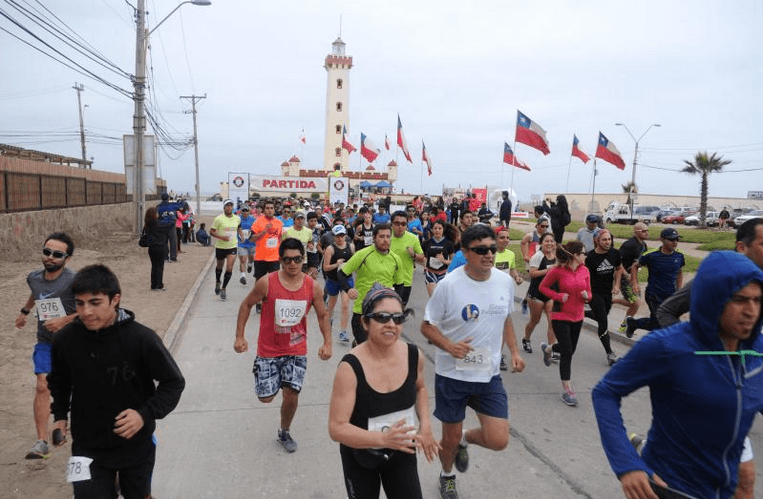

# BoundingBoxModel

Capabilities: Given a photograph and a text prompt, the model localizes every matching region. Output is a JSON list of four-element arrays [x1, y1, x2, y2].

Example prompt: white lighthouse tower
[[322, 37, 353, 173]]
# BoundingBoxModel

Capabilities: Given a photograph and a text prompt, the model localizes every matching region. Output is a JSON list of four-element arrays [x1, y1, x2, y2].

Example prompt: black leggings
[[339, 445, 422, 499], [584, 294, 613, 355], [148, 245, 165, 289], [551, 320, 582, 381]]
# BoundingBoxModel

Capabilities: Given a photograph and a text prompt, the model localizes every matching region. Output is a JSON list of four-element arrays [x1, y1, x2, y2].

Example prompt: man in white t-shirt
[[421, 224, 525, 499]]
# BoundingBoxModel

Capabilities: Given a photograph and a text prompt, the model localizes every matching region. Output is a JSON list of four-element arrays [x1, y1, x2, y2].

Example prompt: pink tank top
[[257, 272, 314, 357]]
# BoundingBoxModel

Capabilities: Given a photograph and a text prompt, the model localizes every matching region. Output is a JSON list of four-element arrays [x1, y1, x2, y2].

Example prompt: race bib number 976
[[36, 297, 65, 321]]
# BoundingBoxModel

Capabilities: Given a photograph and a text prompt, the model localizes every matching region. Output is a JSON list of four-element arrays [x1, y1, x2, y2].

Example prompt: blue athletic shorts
[[253, 355, 307, 399], [433, 373, 508, 423], [325, 277, 353, 296], [33, 342, 52, 375]]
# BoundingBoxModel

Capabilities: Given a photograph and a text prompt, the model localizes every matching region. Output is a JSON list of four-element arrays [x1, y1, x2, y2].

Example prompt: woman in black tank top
[[328, 284, 439, 499]]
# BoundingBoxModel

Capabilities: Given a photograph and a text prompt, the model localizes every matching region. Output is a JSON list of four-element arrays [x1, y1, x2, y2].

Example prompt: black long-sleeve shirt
[[48, 308, 184, 459]]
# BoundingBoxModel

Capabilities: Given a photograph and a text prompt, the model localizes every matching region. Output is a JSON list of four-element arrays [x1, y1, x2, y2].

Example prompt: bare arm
[[420, 320, 472, 359], [520, 233, 531, 262], [414, 350, 440, 462], [311, 280, 332, 360], [233, 276, 269, 353], [328, 362, 416, 452]]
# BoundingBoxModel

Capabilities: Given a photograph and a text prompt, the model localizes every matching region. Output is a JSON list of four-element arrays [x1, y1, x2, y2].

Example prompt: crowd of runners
[[14, 191, 763, 499]]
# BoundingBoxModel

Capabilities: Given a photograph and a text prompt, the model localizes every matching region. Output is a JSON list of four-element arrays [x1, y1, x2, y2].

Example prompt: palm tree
[[682, 151, 731, 228], [621, 181, 637, 206]]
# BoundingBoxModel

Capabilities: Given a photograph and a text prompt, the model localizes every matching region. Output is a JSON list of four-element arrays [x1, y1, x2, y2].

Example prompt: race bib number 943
[[274, 299, 307, 328]]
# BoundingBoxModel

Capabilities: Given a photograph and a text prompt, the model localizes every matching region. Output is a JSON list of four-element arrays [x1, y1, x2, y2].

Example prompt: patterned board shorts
[[620, 275, 639, 304], [253, 355, 307, 399]]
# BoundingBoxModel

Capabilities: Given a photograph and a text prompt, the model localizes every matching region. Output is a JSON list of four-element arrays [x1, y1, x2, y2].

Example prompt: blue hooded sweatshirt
[[592, 251, 763, 499]]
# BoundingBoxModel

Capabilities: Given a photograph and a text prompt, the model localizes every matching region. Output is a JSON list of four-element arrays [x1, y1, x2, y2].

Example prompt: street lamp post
[[614, 122, 661, 217], [132, 0, 211, 233]]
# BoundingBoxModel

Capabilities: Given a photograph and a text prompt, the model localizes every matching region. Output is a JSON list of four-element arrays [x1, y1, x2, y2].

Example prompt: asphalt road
[[151, 264, 763, 499]]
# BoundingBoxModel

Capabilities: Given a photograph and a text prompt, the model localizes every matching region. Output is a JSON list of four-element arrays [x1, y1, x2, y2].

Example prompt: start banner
[[251, 176, 327, 193]]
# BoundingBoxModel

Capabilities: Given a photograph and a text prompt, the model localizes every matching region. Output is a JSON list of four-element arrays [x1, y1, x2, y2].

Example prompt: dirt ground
[[0, 223, 213, 498]]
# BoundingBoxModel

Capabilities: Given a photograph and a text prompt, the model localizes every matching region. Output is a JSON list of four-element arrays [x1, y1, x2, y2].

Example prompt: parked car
[[733, 210, 763, 228], [684, 211, 719, 227], [655, 209, 678, 223], [206, 193, 222, 201], [662, 211, 688, 225]]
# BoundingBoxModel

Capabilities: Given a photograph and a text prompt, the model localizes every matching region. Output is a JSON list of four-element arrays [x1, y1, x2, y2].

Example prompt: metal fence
[[0, 171, 135, 213]]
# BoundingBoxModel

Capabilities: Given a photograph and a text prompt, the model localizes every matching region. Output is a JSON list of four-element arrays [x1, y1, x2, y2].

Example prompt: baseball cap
[[240, 205, 250, 212], [223, 199, 234, 206], [586, 214, 599, 223], [660, 227, 681, 240], [294, 211, 306, 219], [332, 225, 347, 235]]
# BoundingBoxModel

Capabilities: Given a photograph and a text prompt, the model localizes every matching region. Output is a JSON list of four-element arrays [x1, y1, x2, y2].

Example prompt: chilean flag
[[299, 129, 306, 144], [515, 110, 550, 155], [397, 115, 412, 163], [384, 134, 391, 150], [360, 133, 380, 162], [503, 142, 531, 171], [422, 141, 433, 176], [342, 125, 356, 154], [571, 135, 590, 163], [595, 132, 626, 170]]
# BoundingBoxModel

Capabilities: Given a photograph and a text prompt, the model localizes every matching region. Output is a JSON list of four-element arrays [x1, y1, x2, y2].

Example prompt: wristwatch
[[20, 307, 31, 315]]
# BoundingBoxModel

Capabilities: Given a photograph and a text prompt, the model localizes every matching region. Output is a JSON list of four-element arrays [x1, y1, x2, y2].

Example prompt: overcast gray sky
[[2, 0, 762, 202]]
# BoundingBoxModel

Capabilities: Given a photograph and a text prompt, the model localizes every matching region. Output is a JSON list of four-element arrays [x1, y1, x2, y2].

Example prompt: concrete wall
[[0, 202, 132, 261]]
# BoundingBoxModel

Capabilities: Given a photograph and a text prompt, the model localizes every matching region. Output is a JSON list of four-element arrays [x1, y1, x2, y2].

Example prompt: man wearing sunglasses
[[625, 228, 685, 338], [234, 238, 332, 453], [421, 224, 525, 499], [15, 232, 78, 459]]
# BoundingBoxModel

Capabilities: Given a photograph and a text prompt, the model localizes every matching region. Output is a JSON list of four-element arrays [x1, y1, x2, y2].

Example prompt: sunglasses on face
[[365, 312, 407, 324], [539, 224, 549, 229], [281, 255, 303, 264], [42, 248, 68, 259], [468, 245, 498, 255]]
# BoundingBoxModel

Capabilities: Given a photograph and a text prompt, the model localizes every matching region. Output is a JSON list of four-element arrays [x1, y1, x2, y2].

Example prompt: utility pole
[[73, 83, 87, 166], [180, 94, 206, 217], [132, 0, 147, 233]]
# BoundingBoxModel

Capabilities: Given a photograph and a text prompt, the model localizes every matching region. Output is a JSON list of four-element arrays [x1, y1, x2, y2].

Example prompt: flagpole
[[510, 139, 518, 195], [565, 154, 572, 193], [589, 159, 597, 215]]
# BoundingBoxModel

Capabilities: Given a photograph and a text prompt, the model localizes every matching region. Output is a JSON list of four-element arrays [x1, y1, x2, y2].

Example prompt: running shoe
[[522, 338, 532, 354], [26, 440, 50, 459], [618, 320, 627, 333], [256, 303, 262, 314], [499, 355, 508, 371], [454, 440, 469, 473], [607, 352, 619, 366], [625, 316, 636, 339], [278, 429, 298, 453], [214, 283, 220, 295], [521, 299, 528, 315], [551, 351, 561, 363], [560, 388, 578, 407], [220, 289, 227, 300], [239, 275, 246, 285], [541, 342, 552, 366], [438, 475, 459, 499], [247, 263, 253, 274], [338, 331, 350, 343]]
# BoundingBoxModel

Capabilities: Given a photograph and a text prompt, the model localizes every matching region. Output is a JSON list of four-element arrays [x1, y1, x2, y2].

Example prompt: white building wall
[[322, 39, 352, 173]]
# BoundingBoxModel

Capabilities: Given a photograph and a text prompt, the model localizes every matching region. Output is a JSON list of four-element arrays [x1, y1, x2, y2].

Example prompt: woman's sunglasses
[[365, 312, 407, 325], [42, 248, 68, 259]]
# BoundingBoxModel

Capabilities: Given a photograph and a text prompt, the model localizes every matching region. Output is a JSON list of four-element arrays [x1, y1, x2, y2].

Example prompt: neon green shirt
[[211, 213, 241, 250], [494, 248, 517, 272], [284, 226, 313, 263], [389, 231, 424, 286], [341, 245, 404, 314]]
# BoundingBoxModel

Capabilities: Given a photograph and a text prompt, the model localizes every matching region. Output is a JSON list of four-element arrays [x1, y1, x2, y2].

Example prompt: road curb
[[164, 250, 216, 354]]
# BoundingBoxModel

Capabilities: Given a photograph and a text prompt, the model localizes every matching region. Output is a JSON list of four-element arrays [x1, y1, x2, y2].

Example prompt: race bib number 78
[[66, 456, 93, 483]]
